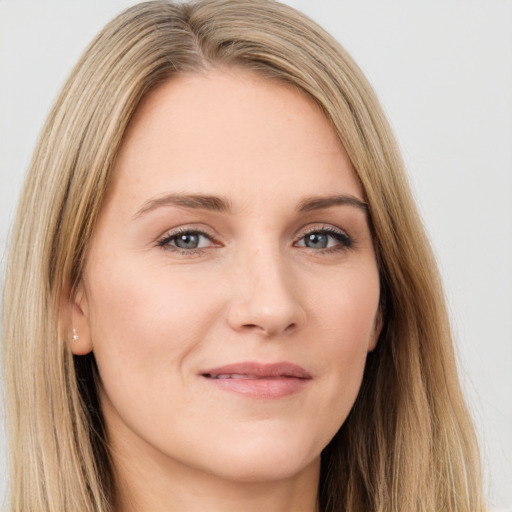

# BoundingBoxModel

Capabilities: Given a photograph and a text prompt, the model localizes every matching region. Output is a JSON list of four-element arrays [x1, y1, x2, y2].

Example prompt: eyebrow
[[134, 192, 367, 219], [297, 194, 368, 212], [134, 193, 232, 218]]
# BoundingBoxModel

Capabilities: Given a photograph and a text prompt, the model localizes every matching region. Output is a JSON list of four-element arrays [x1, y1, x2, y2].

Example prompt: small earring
[[72, 328, 79, 341]]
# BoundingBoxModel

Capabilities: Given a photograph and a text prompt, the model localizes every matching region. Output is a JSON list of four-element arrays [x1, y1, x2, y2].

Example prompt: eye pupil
[[305, 233, 328, 249], [175, 233, 199, 249]]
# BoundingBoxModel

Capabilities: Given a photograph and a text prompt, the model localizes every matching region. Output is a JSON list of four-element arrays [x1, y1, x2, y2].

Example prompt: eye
[[157, 229, 214, 252], [295, 227, 352, 251]]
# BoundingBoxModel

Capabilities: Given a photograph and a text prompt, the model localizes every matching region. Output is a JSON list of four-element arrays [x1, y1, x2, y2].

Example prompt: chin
[[197, 434, 323, 483]]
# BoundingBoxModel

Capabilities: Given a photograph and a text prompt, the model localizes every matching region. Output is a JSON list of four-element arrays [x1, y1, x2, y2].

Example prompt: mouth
[[200, 361, 311, 398]]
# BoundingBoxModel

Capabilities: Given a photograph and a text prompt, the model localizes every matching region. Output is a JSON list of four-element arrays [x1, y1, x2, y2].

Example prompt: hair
[[2, 1, 485, 511]]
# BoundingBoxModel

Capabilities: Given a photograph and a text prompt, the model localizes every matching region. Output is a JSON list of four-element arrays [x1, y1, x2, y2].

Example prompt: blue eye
[[157, 226, 352, 255], [173, 233, 202, 249], [297, 228, 352, 251], [157, 230, 212, 252], [304, 232, 329, 249]]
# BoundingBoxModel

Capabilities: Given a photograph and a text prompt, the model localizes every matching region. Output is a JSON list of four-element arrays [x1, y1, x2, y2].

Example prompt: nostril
[[240, 321, 297, 336], [242, 324, 258, 330]]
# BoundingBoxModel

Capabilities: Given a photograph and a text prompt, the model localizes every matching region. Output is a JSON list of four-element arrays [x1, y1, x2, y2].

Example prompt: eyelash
[[156, 227, 214, 256], [156, 225, 354, 256], [295, 226, 353, 253]]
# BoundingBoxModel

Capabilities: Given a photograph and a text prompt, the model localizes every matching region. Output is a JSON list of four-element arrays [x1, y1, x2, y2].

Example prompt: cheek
[[84, 256, 222, 397], [305, 265, 380, 424], [311, 263, 380, 348]]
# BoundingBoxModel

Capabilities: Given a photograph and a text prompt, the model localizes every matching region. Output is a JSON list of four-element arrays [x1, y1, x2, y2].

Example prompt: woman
[[1, 1, 485, 511]]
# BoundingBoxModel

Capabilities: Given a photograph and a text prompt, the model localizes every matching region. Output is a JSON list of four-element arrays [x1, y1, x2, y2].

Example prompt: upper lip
[[201, 361, 312, 379]]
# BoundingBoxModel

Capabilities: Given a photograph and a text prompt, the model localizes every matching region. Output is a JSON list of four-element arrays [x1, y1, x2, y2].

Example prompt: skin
[[70, 68, 382, 512]]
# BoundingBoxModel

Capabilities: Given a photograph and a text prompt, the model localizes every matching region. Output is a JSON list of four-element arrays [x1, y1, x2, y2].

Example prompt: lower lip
[[203, 376, 310, 399]]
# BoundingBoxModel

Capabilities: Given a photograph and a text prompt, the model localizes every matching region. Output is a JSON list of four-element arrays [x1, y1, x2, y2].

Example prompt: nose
[[227, 246, 306, 337]]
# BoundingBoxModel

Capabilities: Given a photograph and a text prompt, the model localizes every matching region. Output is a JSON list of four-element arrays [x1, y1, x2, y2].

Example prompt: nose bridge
[[227, 234, 304, 336], [245, 243, 289, 299]]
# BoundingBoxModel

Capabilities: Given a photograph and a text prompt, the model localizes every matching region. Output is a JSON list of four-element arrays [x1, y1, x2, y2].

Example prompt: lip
[[200, 361, 312, 399]]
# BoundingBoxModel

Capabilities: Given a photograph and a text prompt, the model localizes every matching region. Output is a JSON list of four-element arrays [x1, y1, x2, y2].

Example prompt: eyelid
[[296, 224, 349, 239], [157, 224, 218, 241]]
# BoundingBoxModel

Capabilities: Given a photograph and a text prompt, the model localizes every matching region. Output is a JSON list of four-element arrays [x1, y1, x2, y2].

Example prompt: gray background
[[1, 1, 511, 510]]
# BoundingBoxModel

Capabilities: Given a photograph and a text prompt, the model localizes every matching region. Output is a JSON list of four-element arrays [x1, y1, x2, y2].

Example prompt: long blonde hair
[[2, 1, 485, 510]]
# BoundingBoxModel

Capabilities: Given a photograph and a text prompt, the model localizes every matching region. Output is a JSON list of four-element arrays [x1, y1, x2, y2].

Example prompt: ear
[[368, 306, 383, 353], [59, 282, 93, 355]]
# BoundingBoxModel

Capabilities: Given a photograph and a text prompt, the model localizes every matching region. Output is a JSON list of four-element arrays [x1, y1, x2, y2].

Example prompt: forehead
[[108, 68, 362, 211]]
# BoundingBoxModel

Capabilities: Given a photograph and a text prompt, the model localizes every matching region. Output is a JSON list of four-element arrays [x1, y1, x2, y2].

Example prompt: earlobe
[[59, 283, 93, 355]]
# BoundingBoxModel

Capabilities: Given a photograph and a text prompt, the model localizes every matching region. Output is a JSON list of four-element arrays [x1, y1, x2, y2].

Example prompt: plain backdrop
[[1, 1, 511, 510]]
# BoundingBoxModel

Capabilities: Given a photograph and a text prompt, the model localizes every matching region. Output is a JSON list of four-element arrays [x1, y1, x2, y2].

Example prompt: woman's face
[[74, 69, 381, 485]]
